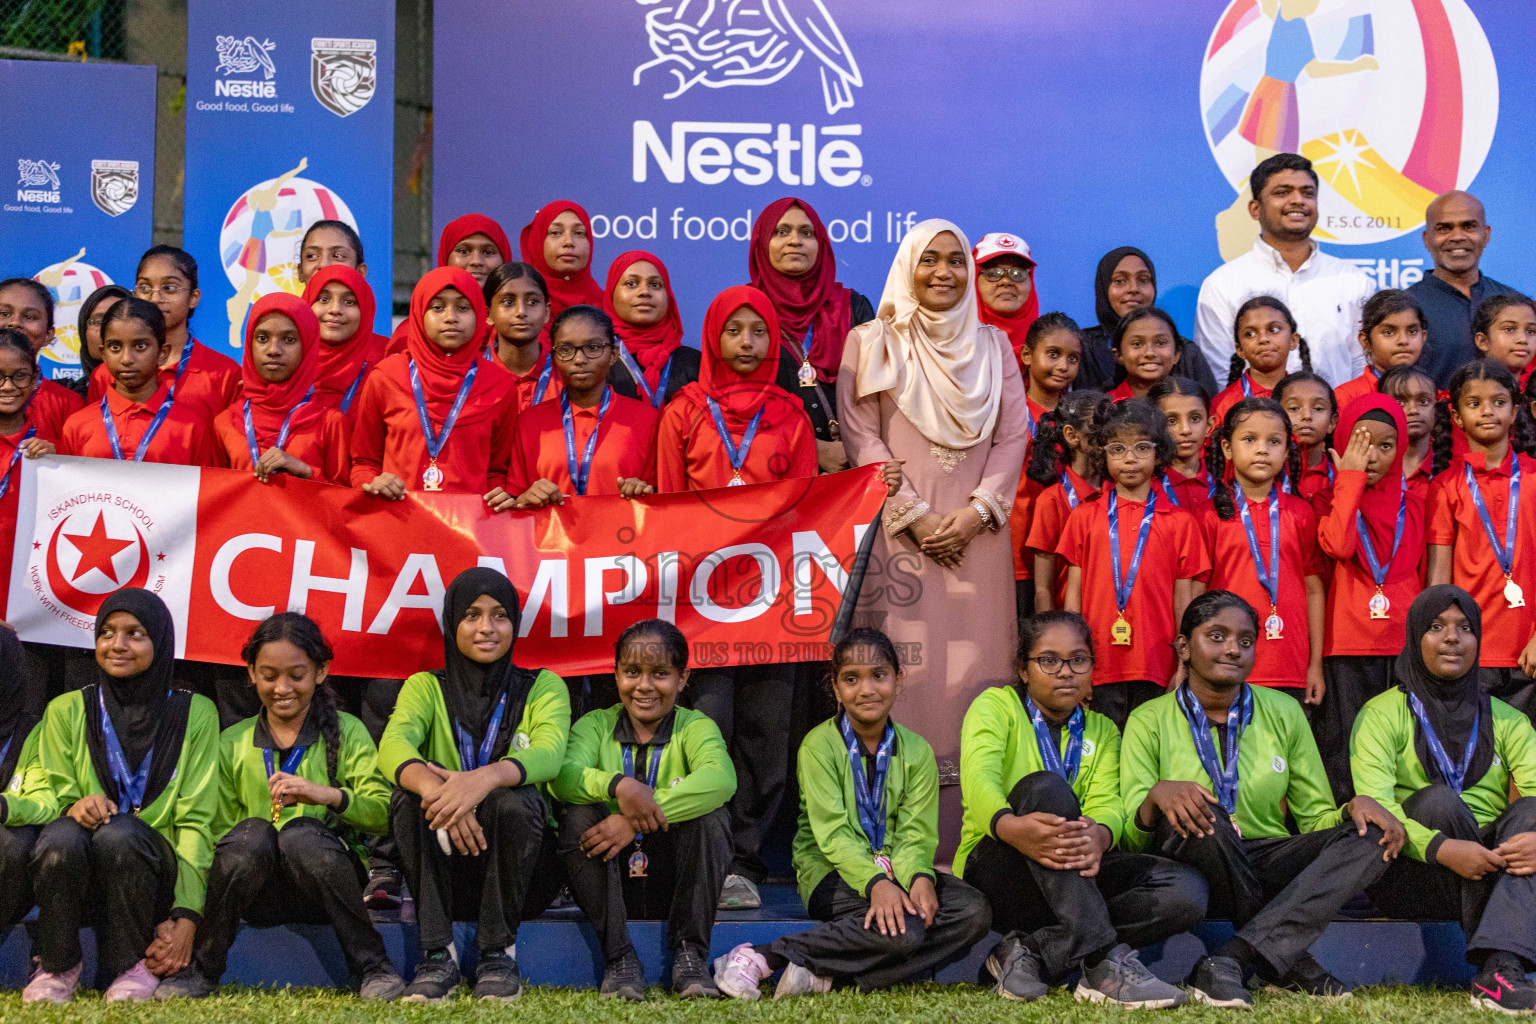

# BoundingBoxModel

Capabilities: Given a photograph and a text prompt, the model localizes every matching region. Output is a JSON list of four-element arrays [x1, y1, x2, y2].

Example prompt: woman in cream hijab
[[837, 219, 1029, 844]]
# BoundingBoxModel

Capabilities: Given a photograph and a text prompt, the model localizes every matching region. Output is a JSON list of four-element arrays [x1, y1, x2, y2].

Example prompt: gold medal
[[1368, 589, 1390, 620], [797, 359, 816, 388], [1506, 576, 1526, 609], [270, 795, 283, 825], [728, 471, 744, 487], [422, 459, 444, 492], [1111, 615, 1132, 646], [1264, 609, 1284, 641]]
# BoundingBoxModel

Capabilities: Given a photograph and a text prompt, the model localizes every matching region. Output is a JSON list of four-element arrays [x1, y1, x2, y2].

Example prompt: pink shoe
[[713, 943, 769, 1001], [22, 960, 81, 1004], [104, 960, 160, 1002]]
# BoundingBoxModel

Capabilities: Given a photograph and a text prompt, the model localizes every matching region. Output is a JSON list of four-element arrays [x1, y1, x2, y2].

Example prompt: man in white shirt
[[1194, 153, 1376, 389]]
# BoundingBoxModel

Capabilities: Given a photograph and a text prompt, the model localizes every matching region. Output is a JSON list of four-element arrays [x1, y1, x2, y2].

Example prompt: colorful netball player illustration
[[225, 158, 308, 349]]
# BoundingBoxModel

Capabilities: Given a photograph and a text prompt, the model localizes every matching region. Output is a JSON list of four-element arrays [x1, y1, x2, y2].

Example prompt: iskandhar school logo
[[311, 37, 378, 118], [90, 159, 139, 217]]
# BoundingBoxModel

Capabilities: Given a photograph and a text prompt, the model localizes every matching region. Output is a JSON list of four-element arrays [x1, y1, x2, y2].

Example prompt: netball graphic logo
[[1201, 0, 1498, 258], [90, 160, 139, 217], [16, 159, 60, 203], [633, 0, 862, 115], [311, 37, 377, 118], [32, 499, 159, 630], [33, 250, 109, 378]]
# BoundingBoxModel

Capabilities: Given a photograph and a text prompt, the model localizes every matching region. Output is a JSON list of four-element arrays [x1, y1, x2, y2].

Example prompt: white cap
[[972, 232, 1034, 266]]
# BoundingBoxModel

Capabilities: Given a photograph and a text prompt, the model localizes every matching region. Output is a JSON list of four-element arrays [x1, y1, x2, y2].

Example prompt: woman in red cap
[[972, 232, 1040, 369]]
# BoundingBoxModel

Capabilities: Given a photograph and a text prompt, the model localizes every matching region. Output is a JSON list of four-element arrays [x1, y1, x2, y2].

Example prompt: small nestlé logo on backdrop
[[215, 34, 277, 98], [17, 159, 60, 203], [311, 38, 377, 117], [90, 160, 139, 217]]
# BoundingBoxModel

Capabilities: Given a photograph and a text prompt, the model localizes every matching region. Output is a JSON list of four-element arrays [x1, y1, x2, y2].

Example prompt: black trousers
[[31, 813, 177, 979], [0, 823, 37, 931], [1089, 680, 1165, 733], [391, 786, 547, 952], [193, 817, 388, 982], [1317, 655, 1396, 803], [558, 802, 731, 961], [1368, 786, 1536, 968], [767, 872, 991, 992], [1154, 807, 1390, 978], [963, 771, 1208, 979], [690, 663, 794, 882], [1015, 579, 1036, 637], [1482, 668, 1536, 721], [333, 676, 404, 876]]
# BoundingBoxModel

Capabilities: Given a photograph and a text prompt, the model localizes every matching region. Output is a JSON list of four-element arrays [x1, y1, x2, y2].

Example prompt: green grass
[[0, 984, 1491, 1023]]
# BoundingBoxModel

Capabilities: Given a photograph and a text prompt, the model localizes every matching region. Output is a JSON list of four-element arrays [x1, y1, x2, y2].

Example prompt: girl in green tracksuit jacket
[[713, 628, 991, 1002], [156, 613, 403, 1001], [0, 626, 53, 938]]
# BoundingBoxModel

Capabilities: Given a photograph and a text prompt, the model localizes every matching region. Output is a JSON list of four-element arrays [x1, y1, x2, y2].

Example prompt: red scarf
[[302, 265, 388, 404], [674, 285, 807, 434], [975, 258, 1040, 364], [519, 200, 605, 317], [436, 213, 512, 268], [602, 249, 684, 393], [1336, 394, 1424, 585], [748, 198, 853, 384], [241, 292, 325, 444], [378, 267, 505, 430]]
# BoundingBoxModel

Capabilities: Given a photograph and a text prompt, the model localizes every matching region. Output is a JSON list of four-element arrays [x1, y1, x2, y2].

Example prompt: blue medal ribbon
[[838, 712, 895, 856], [1060, 471, 1080, 509], [1407, 692, 1480, 794], [1239, 373, 1253, 399], [243, 386, 315, 466], [453, 690, 508, 772], [1161, 470, 1211, 506], [408, 357, 479, 467], [1107, 490, 1157, 614], [1355, 488, 1408, 588], [100, 391, 176, 462], [533, 357, 554, 405], [706, 398, 763, 482], [97, 687, 161, 811], [1176, 682, 1253, 815], [1237, 487, 1282, 610], [561, 387, 611, 496], [0, 425, 36, 500], [1025, 404, 1038, 441], [1024, 694, 1083, 784], [338, 361, 369, 414], [1464, 458, 1520, 578], [263, 742, 309, 779], [621, 740, 665, 840], [616, 342, 673, 410]]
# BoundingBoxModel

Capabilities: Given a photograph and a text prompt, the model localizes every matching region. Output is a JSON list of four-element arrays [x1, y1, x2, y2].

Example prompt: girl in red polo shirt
[[656, 285, 816, 491], [0, 328, 59, 619], [1057, 398, 1209, 728], [502, 305, 658, 508], [349, 267, 518, 500], [603, 250, 700, 411], [1377, 365, 1439, 500], [0, 277, 83, 435], [520, 201, 606, 320], [303, 265, 388, 419], [1197, 396, 1326, 705], [1427, 360, 1536, 717], [1023, 389, 1104, 612], [482, 262, 559, 414], [1313, 394, 1426, 800], [1149, 376, 1216, 512], [61, 297, 220, 466], [1274, 371, 1337, 509], [213, 292, 348, 484], [1334, 291, 1427, 409], [386, 215, 515, 354], [1473, 293, 1536, 382], [1211, 296, 1308, 425], [1105, 308, 1179, 402]]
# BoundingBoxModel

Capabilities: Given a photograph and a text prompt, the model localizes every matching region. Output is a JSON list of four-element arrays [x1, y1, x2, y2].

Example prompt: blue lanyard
[[622, 740, 665, 840], [0, 734, 12, 769], [262, 743, 309, 779], [1160, 471, 1213, 507], [706, 398, 764, 479], [1107, 489, 1157, 613], [1025, 405, 1038, 441], [1355, 488, 1408, 587], [0, 425, 36, 500], [408, 357, 478, 462], [1060, 471, 1080, 509], [101, 389, 175, 462], [339, 360, 369, 413], [1465, 459, 1519, 577], [616, 342, 673, 410], [838, 712, 895, 854], [1407, 692, 1480, 794], [1024, 694, 1083, 784], [1176, 682, 1252, 815], [97, 687, 164, 811], [1237, 487, 1282, 609], [453, 690, 508, 772], [242, 386, 315, 465], [561, 387, 611, 496], [533, 356, 554, 405], [1239, 373, 1253, 399]]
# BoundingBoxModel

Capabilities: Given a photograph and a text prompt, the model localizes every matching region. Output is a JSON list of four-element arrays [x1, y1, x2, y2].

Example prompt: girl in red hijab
[[1314, 393, 1427, 799], [657, 285, 815, 491], [213, 292, 348, 483], [519, 200, 605, 319], [303, 265, 389, 419], [349, 267, 518, 499], [601, 250, 699, 410], [386, 215, 514, 354]]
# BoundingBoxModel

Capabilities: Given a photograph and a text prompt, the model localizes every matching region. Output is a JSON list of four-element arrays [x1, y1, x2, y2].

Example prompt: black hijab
[[0, 626, 35, 787], [1094, 246, 1156, 336], [1395, 585, 1494, 790], [437, 567, 538, 763]]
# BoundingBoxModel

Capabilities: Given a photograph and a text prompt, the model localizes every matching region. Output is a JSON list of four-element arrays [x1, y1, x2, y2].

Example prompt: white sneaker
[[718, 873, 762, 909], [713, 943, 769, 1000], [774, 961, 832, 999]]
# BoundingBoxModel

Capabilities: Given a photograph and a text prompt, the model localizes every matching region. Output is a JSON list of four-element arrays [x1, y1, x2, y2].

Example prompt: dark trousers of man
[[963, 771, 1209, 979], [558, 802, 731, 962], [1368, 786, 1536, 967], [1483, 668, 1536, 721], [30, 813, 176, 980], [1317, 656, 1396, 804], [765, 872, 991, 992], [0, 824, 38, 932], [391, 786, 546, 953], [1089, 681, 1166, 733], [193, 817, 389, 982], [1154, 806, 1390, 979], [690, 663, 794, 883]]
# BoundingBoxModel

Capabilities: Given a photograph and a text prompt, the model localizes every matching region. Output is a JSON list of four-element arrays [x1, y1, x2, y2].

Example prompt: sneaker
[[154, 967, 217, 1000], [601, 949, 645, 1001], [104, 960, 159, 1002], [364, 866, 404, 911], [1187, 955, 1253, 1010], [359, 966, 406, 1001], [21, 961, 81, 1004], [473, 950, 522, 1002], [670, 942, 718, 998], [714, 943, 769, 1001], [1269, 951, 1351, 999], [985, 934, 1049, 1002], [1472, 955, 1536, 1014], [774, 961, 832, 1000], [401, 947, 461, 1003], [718, 873, 762, 910], [1074, 944, 1185, 1009]]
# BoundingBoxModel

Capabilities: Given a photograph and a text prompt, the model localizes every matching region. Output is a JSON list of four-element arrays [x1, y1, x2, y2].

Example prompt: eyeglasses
[[0, 371, 37, 389], [86, 316, 107, 330], [981, 265, 1029, 283], [553, 342, 612, 362], [135, 282, 181, 298], [1026, 654, 1094, 674], [1105, 442, 1157, 459]]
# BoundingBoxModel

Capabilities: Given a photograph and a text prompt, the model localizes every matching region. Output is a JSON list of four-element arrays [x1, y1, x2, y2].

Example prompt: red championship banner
[[8, 457, 886, 678]]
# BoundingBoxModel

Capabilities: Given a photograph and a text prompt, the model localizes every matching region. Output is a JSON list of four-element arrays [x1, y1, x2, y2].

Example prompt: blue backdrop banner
[[433, 0, 1529, 342], [184, 0, 394, 357], [0, 59, 156, 381]]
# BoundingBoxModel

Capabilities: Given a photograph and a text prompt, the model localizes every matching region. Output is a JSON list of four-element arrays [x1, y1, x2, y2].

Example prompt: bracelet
[[969, 498, 992, 528]]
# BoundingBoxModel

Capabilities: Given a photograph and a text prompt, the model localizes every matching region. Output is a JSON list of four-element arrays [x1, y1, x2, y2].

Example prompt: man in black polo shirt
[[1409, 190, 1520, 388]]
